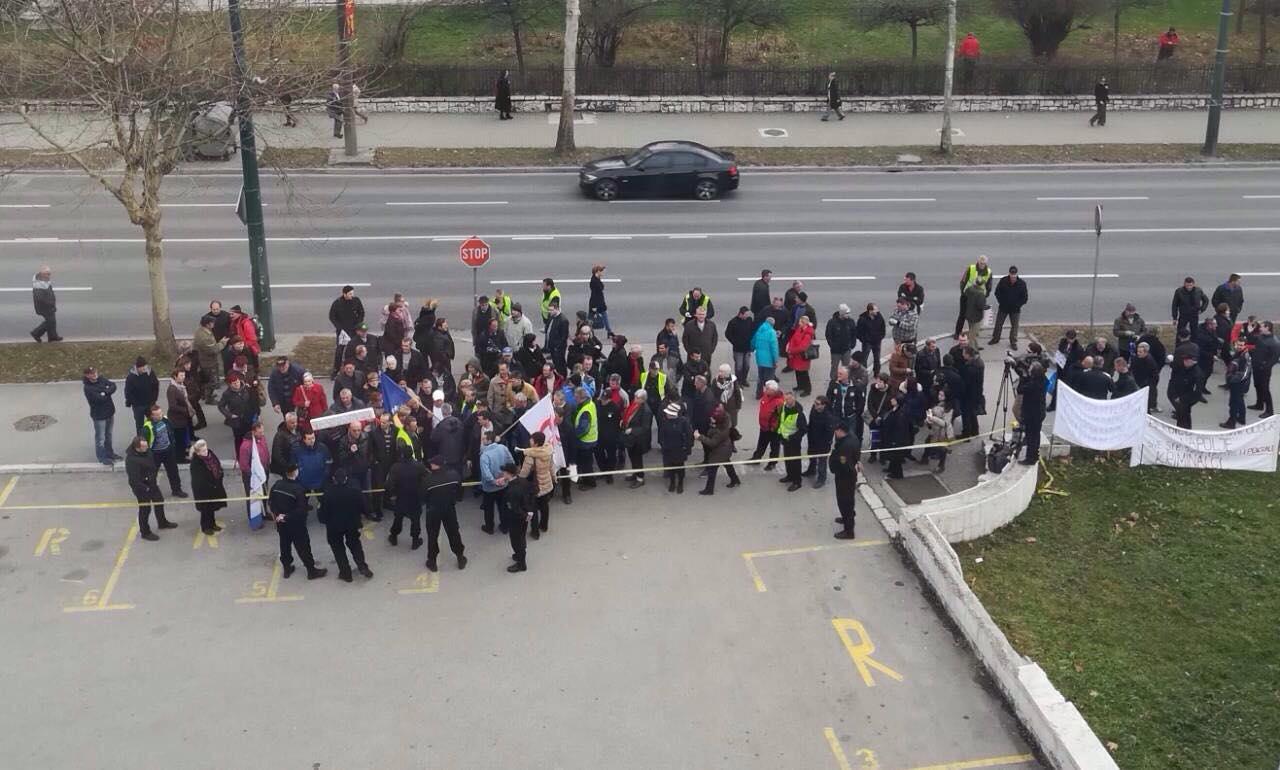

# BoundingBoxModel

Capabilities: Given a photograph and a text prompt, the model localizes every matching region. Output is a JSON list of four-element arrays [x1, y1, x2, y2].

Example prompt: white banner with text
[[1131, 416, 1280, 472], [1051, 384, 1148, 451]]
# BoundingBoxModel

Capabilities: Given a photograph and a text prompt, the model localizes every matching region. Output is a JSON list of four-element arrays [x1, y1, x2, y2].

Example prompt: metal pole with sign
[[1089, 204, 1103, 336], [459, 236, 492, 302]]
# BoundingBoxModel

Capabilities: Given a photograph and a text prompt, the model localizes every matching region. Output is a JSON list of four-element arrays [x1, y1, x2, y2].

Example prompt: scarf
[[200, 452, 222, 481], [622, 399, 642, 427]]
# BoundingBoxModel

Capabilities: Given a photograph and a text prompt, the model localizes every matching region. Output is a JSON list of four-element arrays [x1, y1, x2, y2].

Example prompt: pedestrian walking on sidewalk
[[319, 467, 373, 583], [957, 33, 981, 91], [30, 265, 62, 342], [352, 84, 369, 124], [495, 70, 514, 120], [326, 83, 343, 138], [126, 436, 177, 541], [83, 366, 120, 466], [189, 439, 227, 536], [821, 72, 845, 121], [1089, 77, 1109, 127]]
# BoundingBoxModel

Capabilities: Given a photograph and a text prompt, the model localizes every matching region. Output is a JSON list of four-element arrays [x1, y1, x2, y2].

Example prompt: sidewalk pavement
[[3, 108, 1278, 153]]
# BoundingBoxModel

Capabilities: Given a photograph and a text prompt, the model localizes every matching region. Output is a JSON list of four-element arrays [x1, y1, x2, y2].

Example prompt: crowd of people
[[57, 258, 1275, 581]]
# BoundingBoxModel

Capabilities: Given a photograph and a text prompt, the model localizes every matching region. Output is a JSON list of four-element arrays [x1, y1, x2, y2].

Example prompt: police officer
[[502, 462, 535, 573], [424, 455, 467, 572], [387, 445, 425, 549], [318, 467, 373, 582], [269, 464, 327, 580], [830, 421, 862, 540]]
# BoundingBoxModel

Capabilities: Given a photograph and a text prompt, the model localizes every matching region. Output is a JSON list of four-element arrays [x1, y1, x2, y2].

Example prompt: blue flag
[[380, 372, 412, 413]]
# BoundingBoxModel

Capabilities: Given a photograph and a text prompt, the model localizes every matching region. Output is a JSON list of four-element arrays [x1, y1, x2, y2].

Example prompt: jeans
[[828, 350, 852, 384], [92, 416, 115, 462], [991, 310, 1020, 346], [755, 366, 776, 398], [733, 351, 751, 385], [153, 448, 184, 494]]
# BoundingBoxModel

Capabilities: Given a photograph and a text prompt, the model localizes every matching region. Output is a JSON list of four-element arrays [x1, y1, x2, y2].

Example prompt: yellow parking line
[[743, 539, 889, 592], [824, 727, 854, 770], [904, 753, 1036, 770], [0, 475, 19, 508], [64, 525, 137, 613]]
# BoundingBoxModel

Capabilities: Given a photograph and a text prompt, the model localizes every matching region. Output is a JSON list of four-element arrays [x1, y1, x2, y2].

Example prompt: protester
[[194, 316, 225, 405], [785, 315, 815, 396], [887, 298, 919, 350], [804, 396, 836, 489], [142, 404, 187, 498], [751, 317, 780, 399], [83, 367, 120, 466], [953, 255, 993, 342], [1018, 363, 1047, 465], [990, 266, 1028, 350], [856, 303, 886, 375], [1211, 274, 1244, 325], [776, 391, 808, 491], [328, 286, 365, 376], [657, 400, 693, 493], [30, 264, 63, 342], [1221, 339, 1253, 429], [750, 269, 773, 319], [123, 357, 160, 437], [897, 272, 925, 314], [1113, 357, 1139, 398], [697, 405, 740, 495], [126, 436, 176, 541], [1250, 322, 1278, 418], [1167, 352, 1202, 429], [188, 439, 227, 536], [922, 391, 951, 472], [1171, 276, 1209, 338], [227, 305, 260, 355], [1131, 341, 1163, 413]]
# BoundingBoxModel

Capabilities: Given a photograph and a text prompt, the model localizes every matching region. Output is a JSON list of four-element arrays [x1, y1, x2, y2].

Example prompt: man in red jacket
[[957, 33, 980, 91], [229, 305, 261, 355], [1157, 27, 1179, 61]]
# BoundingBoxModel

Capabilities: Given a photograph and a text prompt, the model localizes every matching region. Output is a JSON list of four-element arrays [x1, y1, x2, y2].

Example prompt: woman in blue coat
[[751, 317, 780, 399]]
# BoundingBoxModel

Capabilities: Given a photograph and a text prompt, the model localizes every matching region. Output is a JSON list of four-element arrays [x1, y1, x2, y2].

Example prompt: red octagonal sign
[[459, 236, 491, 268]]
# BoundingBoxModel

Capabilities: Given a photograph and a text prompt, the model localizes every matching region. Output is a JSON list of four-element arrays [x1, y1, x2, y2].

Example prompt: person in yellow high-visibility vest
[[953, 254, 993, 341], [540, 278, 562, 329], [493, 288, 513, 332], [573, 389, 598, 489], [776, 391, 808, 491]]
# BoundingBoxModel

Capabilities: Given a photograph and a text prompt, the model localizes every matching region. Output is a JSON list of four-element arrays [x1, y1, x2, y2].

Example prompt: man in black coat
[[1089, 76, 1109, 126], [269, 465, 327, 580], [1167, 354, 1202, 429], [896, 272, 925, 314], [958, 347, 984, 438], [1171, 276, 1209, 338], [825, 305, 856, 384], [30, 265, 61, 342], [989, 266, 1028, 350], [1017, 364, 1047, 465], [329, 285, 365, 376], [544, 304, 570, 375], [829, 422, 861, 540], [750, 270, 773, 319], [318, 467, 372, 582], [1075, 356, 1114, 400], [124, 357, 160, 437], [1130, 341, 1164, 413], [1249, 321, 1279, 417], [725, 306, 756, 389], [1210, 273, 1244, 324], [856, 304, 887, 375], [1194, 318, 1221, 395], [501, 463, 534, 573], [423, 455, 466, 572]]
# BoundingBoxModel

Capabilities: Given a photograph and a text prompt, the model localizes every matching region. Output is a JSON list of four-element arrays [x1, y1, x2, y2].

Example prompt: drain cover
[[759, 128, 788, 138], [15, 414, 56, 432]]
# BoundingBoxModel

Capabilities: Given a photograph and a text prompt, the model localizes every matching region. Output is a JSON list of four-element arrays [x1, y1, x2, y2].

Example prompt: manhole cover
[[15, 414, 57, 432], [759, 128, 788, 138]]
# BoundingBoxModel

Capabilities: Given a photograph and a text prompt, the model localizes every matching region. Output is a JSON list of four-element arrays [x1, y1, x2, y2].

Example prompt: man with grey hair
[[712, 363, 743, 428], [31, 265, 61, 342]]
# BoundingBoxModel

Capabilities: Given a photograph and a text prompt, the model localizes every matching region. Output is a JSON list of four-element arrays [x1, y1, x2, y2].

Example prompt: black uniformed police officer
[[501, 462, 534, 573], [269, 464, 327, 579], [318, 467, 373, 582], [423, 455, 467, 573], [830, 421, 863, 540]]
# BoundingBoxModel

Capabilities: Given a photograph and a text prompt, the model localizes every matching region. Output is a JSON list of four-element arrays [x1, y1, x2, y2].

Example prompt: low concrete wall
[[900, 512, 1118, 770], [18, 93, 1280, 115], [901, 460, 1039, 543]]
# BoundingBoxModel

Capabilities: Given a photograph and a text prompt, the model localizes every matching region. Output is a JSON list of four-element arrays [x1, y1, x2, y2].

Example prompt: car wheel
[[594, 179, 620, 201], [694, 179, 720, 201]]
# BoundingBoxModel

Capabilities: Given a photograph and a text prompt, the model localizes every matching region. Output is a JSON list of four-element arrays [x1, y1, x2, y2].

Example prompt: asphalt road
[[2, 165, 1279, 342]]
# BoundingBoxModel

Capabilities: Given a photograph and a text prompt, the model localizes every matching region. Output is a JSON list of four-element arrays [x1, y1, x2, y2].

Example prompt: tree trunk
[[142, 219, 178, 359], [941, 0, 956, 154], [511, 16, 527, 78], [1113, 5, 1121, 66], [555, 0, 580, 154]]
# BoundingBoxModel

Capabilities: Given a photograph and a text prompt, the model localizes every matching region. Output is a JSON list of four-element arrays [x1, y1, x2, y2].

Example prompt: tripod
[[986, 361, 1024, 471]]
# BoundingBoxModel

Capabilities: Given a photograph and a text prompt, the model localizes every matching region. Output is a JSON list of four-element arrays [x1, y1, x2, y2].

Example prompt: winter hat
[[432, 390, 444, 402], [663, 402, 682, 419], [385, 355, 398, 368]]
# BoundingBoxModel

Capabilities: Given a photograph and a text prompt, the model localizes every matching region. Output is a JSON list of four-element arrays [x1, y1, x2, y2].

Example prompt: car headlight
[[582, 173, 597, 182]]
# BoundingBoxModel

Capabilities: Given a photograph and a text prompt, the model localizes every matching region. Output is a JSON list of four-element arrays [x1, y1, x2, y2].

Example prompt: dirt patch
[[0, 147, 117, 172], [258, 146, 332, 169], [290, 335, 336, 378], [0, 340, 175, 383]]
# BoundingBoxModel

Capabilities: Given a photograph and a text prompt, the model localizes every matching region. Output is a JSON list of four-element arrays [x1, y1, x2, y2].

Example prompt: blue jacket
[[479, 442, 514, 493], [293, 442, 331, 491], [751, 323, 779, 368]]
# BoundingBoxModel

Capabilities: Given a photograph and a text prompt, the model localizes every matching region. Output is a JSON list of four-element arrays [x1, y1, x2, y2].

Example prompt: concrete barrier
[[900, 459, 1039, 542]]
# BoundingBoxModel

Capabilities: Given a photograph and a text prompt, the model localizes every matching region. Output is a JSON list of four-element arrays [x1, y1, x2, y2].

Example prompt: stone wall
[[901, 459, 1040, 543]]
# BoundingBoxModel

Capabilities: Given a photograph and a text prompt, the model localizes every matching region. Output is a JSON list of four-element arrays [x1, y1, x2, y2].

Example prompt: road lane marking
[[0, 286, 92, 292], [904, 753, 1037, 770], [736, 276, 874, 281], [236, 562, 303, 604], [590, 235, 632, 240], [193, 519, 225, 550], [822, 197, 936, 203], [668, 234, 708, 239], [1242, 194, 1280, 199], [0, 475, 18, 507], [512, 235, 554, 240], [1238, 272, 1280, 276], [385, 200, 509, 206], [1036, 196, 1149, 201], [1017, 273, 1119, 279], [398, 572, 440, 595], [65, 525, 137, 613], [220, 282, 370, 289], [7, 226, 1280, 245], [490, 278, 620, 284], [35, 528, 71, 557], [832, 617, 903, 687], [0, 204, 50, 208], [742, 539, 889, 592], [824, 728, 854, 770]]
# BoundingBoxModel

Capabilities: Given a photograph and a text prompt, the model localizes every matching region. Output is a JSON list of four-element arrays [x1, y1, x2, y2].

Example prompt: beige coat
[[518, 443, 556, 497]]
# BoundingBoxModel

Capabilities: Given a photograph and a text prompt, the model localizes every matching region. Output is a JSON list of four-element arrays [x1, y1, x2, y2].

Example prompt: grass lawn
[[954, 459, 1280, 770], [0, 341, 177, 383], [290, 335, 336, 379]]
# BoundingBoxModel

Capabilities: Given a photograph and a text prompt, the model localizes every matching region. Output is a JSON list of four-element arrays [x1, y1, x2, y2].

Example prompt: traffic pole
[[1202, 0, 1233, 156], [1089, 204, 1103, 336], [337, 0, 358, 157], [227, 0, 274, 351], [473, 267, 478, 301]]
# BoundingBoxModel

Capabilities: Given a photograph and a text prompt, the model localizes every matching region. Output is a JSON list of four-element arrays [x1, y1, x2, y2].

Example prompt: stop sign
[[459, 236, 491, 268]]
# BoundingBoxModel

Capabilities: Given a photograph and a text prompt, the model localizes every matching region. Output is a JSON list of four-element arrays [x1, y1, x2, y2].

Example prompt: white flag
[[518, 394, 566, 472], [248, 439, 267, 529]]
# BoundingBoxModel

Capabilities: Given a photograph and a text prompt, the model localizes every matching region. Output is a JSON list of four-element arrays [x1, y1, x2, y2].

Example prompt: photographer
[[1017, 362, 1047, 466]]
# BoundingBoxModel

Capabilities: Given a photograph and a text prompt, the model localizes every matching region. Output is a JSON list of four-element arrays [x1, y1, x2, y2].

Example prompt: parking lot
[[0, 470, 1037, 770]]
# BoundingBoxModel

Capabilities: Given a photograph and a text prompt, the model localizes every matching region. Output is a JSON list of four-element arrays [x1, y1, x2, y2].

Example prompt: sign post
[[1089, 204, 1103, 336], [459, 236, 492, 300]]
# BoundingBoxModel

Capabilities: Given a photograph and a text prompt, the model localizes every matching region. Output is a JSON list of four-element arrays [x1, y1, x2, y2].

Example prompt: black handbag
[[805, 343, 821, 360]]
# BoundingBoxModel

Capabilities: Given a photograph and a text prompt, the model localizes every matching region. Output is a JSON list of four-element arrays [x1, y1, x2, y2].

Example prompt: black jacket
[[125, 447, 160, 497], [271, 426, 300, 477], [657, 412, 694, 464], [328, 296, 365, 334], [825, 313, 856, 354], [915, 347, 941, 384], [750, 279, 771, 316], [826, 379, 865, 424], [725, 316, 755, 354], [1076, 368, 1114, 400], [33, 280, 56, 315], [268, 477, 310, 523], [514, 342, 546, 380], [319, 478, 367, 531], [1130, 354, 1161, 387], [124, 368, 160, 410], [267, 363, 305, 409], [896, 282, 925, 312], [829, 432, 861, 479], [430, 416, 466, 464], [83, 376, 117, 419], [1251, 334, 1280, 371], [1113, 372, 1139, 398], [218, 386, 259, 435], [1018, 373, 1047, 422], [344, 331, 381, 363], [622, 402, 653, 451], [545, 315, 570, 354], [589, 275, 607, 313], [1210, 282, 1244, 319], [959, 358, 984, 408], [189, 453, 228, 509], [687, 388, 716, 433], [1167, 361, 1202, 405], [423, 327, 454, 371], [1171, 286, 1209, 319], [994, 277, 1029, 313], [413, 307, 437, 353], [424, 467, 462, 513], [1094, 82, 1110, 103], [807, 406, 837, 453], [856, 312, 886, 348], [389, 460, 425, 515]]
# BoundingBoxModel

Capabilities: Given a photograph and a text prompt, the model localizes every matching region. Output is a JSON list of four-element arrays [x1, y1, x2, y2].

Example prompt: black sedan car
[[579, 141, 739, 201]]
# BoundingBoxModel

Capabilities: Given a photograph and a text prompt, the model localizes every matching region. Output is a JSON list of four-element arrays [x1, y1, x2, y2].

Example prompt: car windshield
[[624, 148, 652, 165]]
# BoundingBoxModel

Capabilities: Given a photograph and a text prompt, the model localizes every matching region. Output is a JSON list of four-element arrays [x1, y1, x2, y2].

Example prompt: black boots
[[357, 565, 373, 578], [507, 561, 527, 573], [306, 566, 328, 580]]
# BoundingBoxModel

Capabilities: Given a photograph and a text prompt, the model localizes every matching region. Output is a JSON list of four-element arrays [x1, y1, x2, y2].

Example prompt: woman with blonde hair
[[188, 439, 227, 536], [588, 264, 613, 337]]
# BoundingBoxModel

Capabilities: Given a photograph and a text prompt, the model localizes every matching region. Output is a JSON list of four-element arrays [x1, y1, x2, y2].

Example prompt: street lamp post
[[1203, 0, 1234, 156], [1089, 204, 1103, 336], [226, 0, 274, 351]]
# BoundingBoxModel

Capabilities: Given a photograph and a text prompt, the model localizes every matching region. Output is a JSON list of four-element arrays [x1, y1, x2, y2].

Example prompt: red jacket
[[232, 314, 260, 355], [1158, 31, 1179, 47], [292, 383, 328, 424], [786, 323, 815, 372], [958, 34, 980, 59], [758, 391, 784, 430], [237, 434, 269, 476]]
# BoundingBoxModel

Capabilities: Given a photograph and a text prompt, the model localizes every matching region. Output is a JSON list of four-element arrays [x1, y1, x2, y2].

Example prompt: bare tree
[[1109, 0, 1155, 64], [683, 0, 785, 73], [1, 0, 32, 23], [555, 0, 580, 154], [1000, 0, 1105, 58], [371, 1, 430, 64], [5, 0, 325, 357], [856, 0, 948, 64], [484, 0, 557, 78], [579, 0, 659, 67], [941, 0, 955, 154]]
